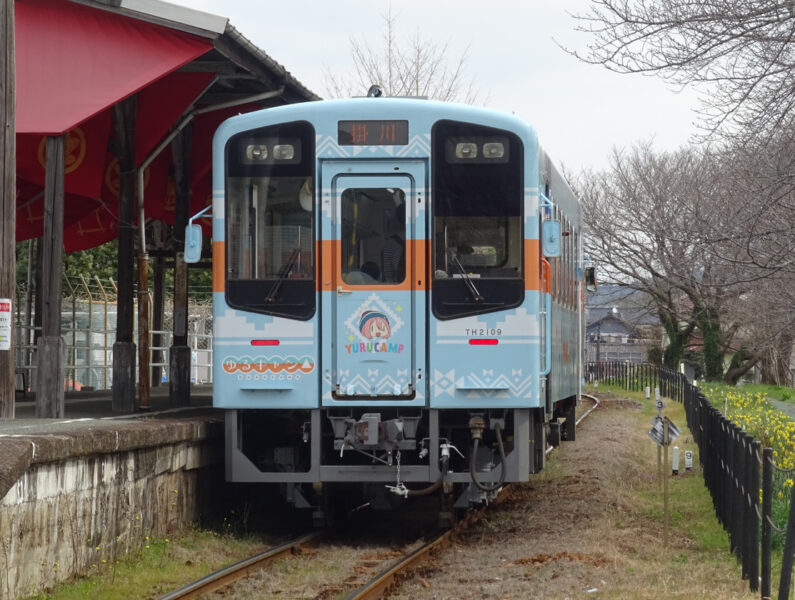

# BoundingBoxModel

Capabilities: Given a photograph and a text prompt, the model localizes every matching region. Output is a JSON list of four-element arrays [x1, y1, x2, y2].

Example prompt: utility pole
[[0, 0, 17, 418]]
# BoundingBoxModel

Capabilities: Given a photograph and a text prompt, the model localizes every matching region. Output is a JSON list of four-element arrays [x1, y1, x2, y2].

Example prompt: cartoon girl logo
[[359, 311, 392, 340]]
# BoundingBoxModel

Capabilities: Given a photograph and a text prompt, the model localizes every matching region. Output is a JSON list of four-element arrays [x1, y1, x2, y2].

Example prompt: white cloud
[[170, 0, 700, 171]]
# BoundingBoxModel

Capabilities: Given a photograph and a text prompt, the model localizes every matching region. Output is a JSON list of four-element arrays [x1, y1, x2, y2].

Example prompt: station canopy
[[14, 0, 319, 252]]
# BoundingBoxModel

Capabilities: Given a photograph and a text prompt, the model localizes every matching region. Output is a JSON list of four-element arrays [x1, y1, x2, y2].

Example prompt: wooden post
[[111, 97, 137, 412], [0, 0, 16, 418], [169, 125, 192, 406], [36, 136, 65, 418]]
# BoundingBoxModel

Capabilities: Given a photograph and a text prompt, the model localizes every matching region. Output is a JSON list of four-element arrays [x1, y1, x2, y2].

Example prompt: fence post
[[749, 439, 760, 593], [722, 420, 731, 535], [762, 447, 772, 599], [735, 427, 745, 567], [778, 477, 795, 600], [735, 436, 751, 579], [732, 426, 743, 561]]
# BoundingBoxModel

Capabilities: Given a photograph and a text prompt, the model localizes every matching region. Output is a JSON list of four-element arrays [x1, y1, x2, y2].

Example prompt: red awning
[[15, 0, 212, 135]]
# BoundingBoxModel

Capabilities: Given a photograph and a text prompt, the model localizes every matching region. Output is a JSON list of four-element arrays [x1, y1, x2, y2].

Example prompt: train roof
[[217, 97, 581, 222]]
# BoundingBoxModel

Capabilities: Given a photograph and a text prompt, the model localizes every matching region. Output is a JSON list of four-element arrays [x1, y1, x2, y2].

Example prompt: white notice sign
[[0, 298, 10, 351]]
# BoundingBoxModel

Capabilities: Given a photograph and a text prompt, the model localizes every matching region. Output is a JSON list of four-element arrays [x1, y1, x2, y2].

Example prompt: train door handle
[[337, 286, 352, 295]]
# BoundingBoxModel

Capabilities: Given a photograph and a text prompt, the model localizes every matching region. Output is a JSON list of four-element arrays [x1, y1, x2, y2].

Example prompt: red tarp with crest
[[15, 0, 219, 251]]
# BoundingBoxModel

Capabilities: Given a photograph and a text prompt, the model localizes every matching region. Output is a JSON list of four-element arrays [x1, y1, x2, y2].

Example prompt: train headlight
[[245, 144, 268, 161], [482, 142, 505, 159], [455, 142, 478, 159], [273, 144, 295, 160]]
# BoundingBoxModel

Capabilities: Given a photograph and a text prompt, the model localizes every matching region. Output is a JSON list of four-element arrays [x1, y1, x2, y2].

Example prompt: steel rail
[[578, 393, 600, 425], [349, 393, 601, 599], [159, 395, 601, 600], [155, 531, 323, 600], [545, 393, 600, 456], [343, 530, 452, 600]]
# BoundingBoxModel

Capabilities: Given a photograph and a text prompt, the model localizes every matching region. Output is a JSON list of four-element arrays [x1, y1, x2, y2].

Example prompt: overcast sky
[[170, 0, 702, 172]]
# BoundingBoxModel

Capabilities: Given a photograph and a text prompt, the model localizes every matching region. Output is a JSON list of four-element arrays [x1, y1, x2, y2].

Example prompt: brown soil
[[391, 392, 758, 600]]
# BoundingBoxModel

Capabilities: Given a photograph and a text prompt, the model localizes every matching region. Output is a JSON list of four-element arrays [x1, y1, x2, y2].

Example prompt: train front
[[202, 98, 579, 518]]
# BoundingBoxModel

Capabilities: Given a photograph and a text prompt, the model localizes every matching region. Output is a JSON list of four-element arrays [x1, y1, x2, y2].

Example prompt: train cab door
[[320, 160, 427, 406]]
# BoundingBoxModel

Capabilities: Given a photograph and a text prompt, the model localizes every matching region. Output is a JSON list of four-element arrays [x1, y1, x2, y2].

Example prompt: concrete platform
[[0, 385, 225, 600], [10, 382, 214, 423]]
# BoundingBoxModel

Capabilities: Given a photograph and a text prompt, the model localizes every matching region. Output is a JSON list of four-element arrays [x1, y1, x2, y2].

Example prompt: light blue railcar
[[189, 96, 585, 518]]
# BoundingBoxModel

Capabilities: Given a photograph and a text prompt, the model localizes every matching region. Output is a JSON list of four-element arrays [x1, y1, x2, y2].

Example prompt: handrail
[[540, 293, 552, 377]]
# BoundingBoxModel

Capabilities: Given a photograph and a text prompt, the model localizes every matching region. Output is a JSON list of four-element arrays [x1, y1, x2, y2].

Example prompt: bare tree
[[571, 1, 795, 383], [722, 273, 795, 384], [324, 7, 482, 102], [577, 142, 784, 380], [573, 0, 795, 142], [579, 143, 708, 369]]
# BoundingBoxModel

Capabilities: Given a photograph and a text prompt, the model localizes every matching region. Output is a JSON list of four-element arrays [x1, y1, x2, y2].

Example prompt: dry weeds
[[392, 392, 758, 600]]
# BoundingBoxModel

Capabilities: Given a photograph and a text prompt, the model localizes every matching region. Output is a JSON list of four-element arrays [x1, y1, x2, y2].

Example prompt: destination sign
[[338, 120, 409, 146]]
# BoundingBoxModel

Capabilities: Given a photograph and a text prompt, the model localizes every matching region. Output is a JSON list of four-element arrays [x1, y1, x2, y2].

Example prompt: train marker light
[[251, 340, 280, 346], [469, 339, 498, 346]]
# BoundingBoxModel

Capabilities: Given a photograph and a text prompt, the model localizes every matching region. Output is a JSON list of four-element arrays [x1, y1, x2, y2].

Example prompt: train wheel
[[562, 399, 576, 442]]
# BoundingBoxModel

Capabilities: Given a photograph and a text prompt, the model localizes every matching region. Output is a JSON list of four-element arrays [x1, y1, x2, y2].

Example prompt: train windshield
[[224, 121, 316, 320], [432, 120, 524, 319]]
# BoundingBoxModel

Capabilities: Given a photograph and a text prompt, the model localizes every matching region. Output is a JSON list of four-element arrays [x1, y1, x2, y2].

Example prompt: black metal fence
[[585, 361, 682, 402], [684, 386, 761, 593], [588, 362, 795, 599]]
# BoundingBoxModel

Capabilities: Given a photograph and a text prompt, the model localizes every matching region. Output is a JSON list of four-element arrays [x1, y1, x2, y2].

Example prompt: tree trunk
[[698, 306, 724, 381], [724, 353, 762, 385], [760, 331, 794, 385], [659, 309, 694, 370]]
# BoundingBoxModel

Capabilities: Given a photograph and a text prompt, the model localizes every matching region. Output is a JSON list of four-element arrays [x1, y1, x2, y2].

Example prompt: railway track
[[158, 395, 600, 600], [155, 532, 323, 600]]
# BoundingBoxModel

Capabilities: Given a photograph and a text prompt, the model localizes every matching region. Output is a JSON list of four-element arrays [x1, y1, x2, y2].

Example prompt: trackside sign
[[0, 299, 11, 351]]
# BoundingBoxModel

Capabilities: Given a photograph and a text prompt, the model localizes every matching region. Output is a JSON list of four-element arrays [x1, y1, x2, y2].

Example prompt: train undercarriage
[[225, 399, 577, 525]]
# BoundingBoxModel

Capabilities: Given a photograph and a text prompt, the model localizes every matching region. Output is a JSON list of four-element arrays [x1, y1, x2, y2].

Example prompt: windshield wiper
[[265, 248, 300, 304], [451, 255, 483, 302]]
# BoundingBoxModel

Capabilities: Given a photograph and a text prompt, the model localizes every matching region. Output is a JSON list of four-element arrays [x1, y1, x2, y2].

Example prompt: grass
[[587, 382, 789, 596], [695, 381, 795, 404], [26, 382, 793, 599], [24, 529, 267, 600]]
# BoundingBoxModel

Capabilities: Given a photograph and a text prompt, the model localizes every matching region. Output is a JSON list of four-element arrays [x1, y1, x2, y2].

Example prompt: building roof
[[586, 284, 661, 328]]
